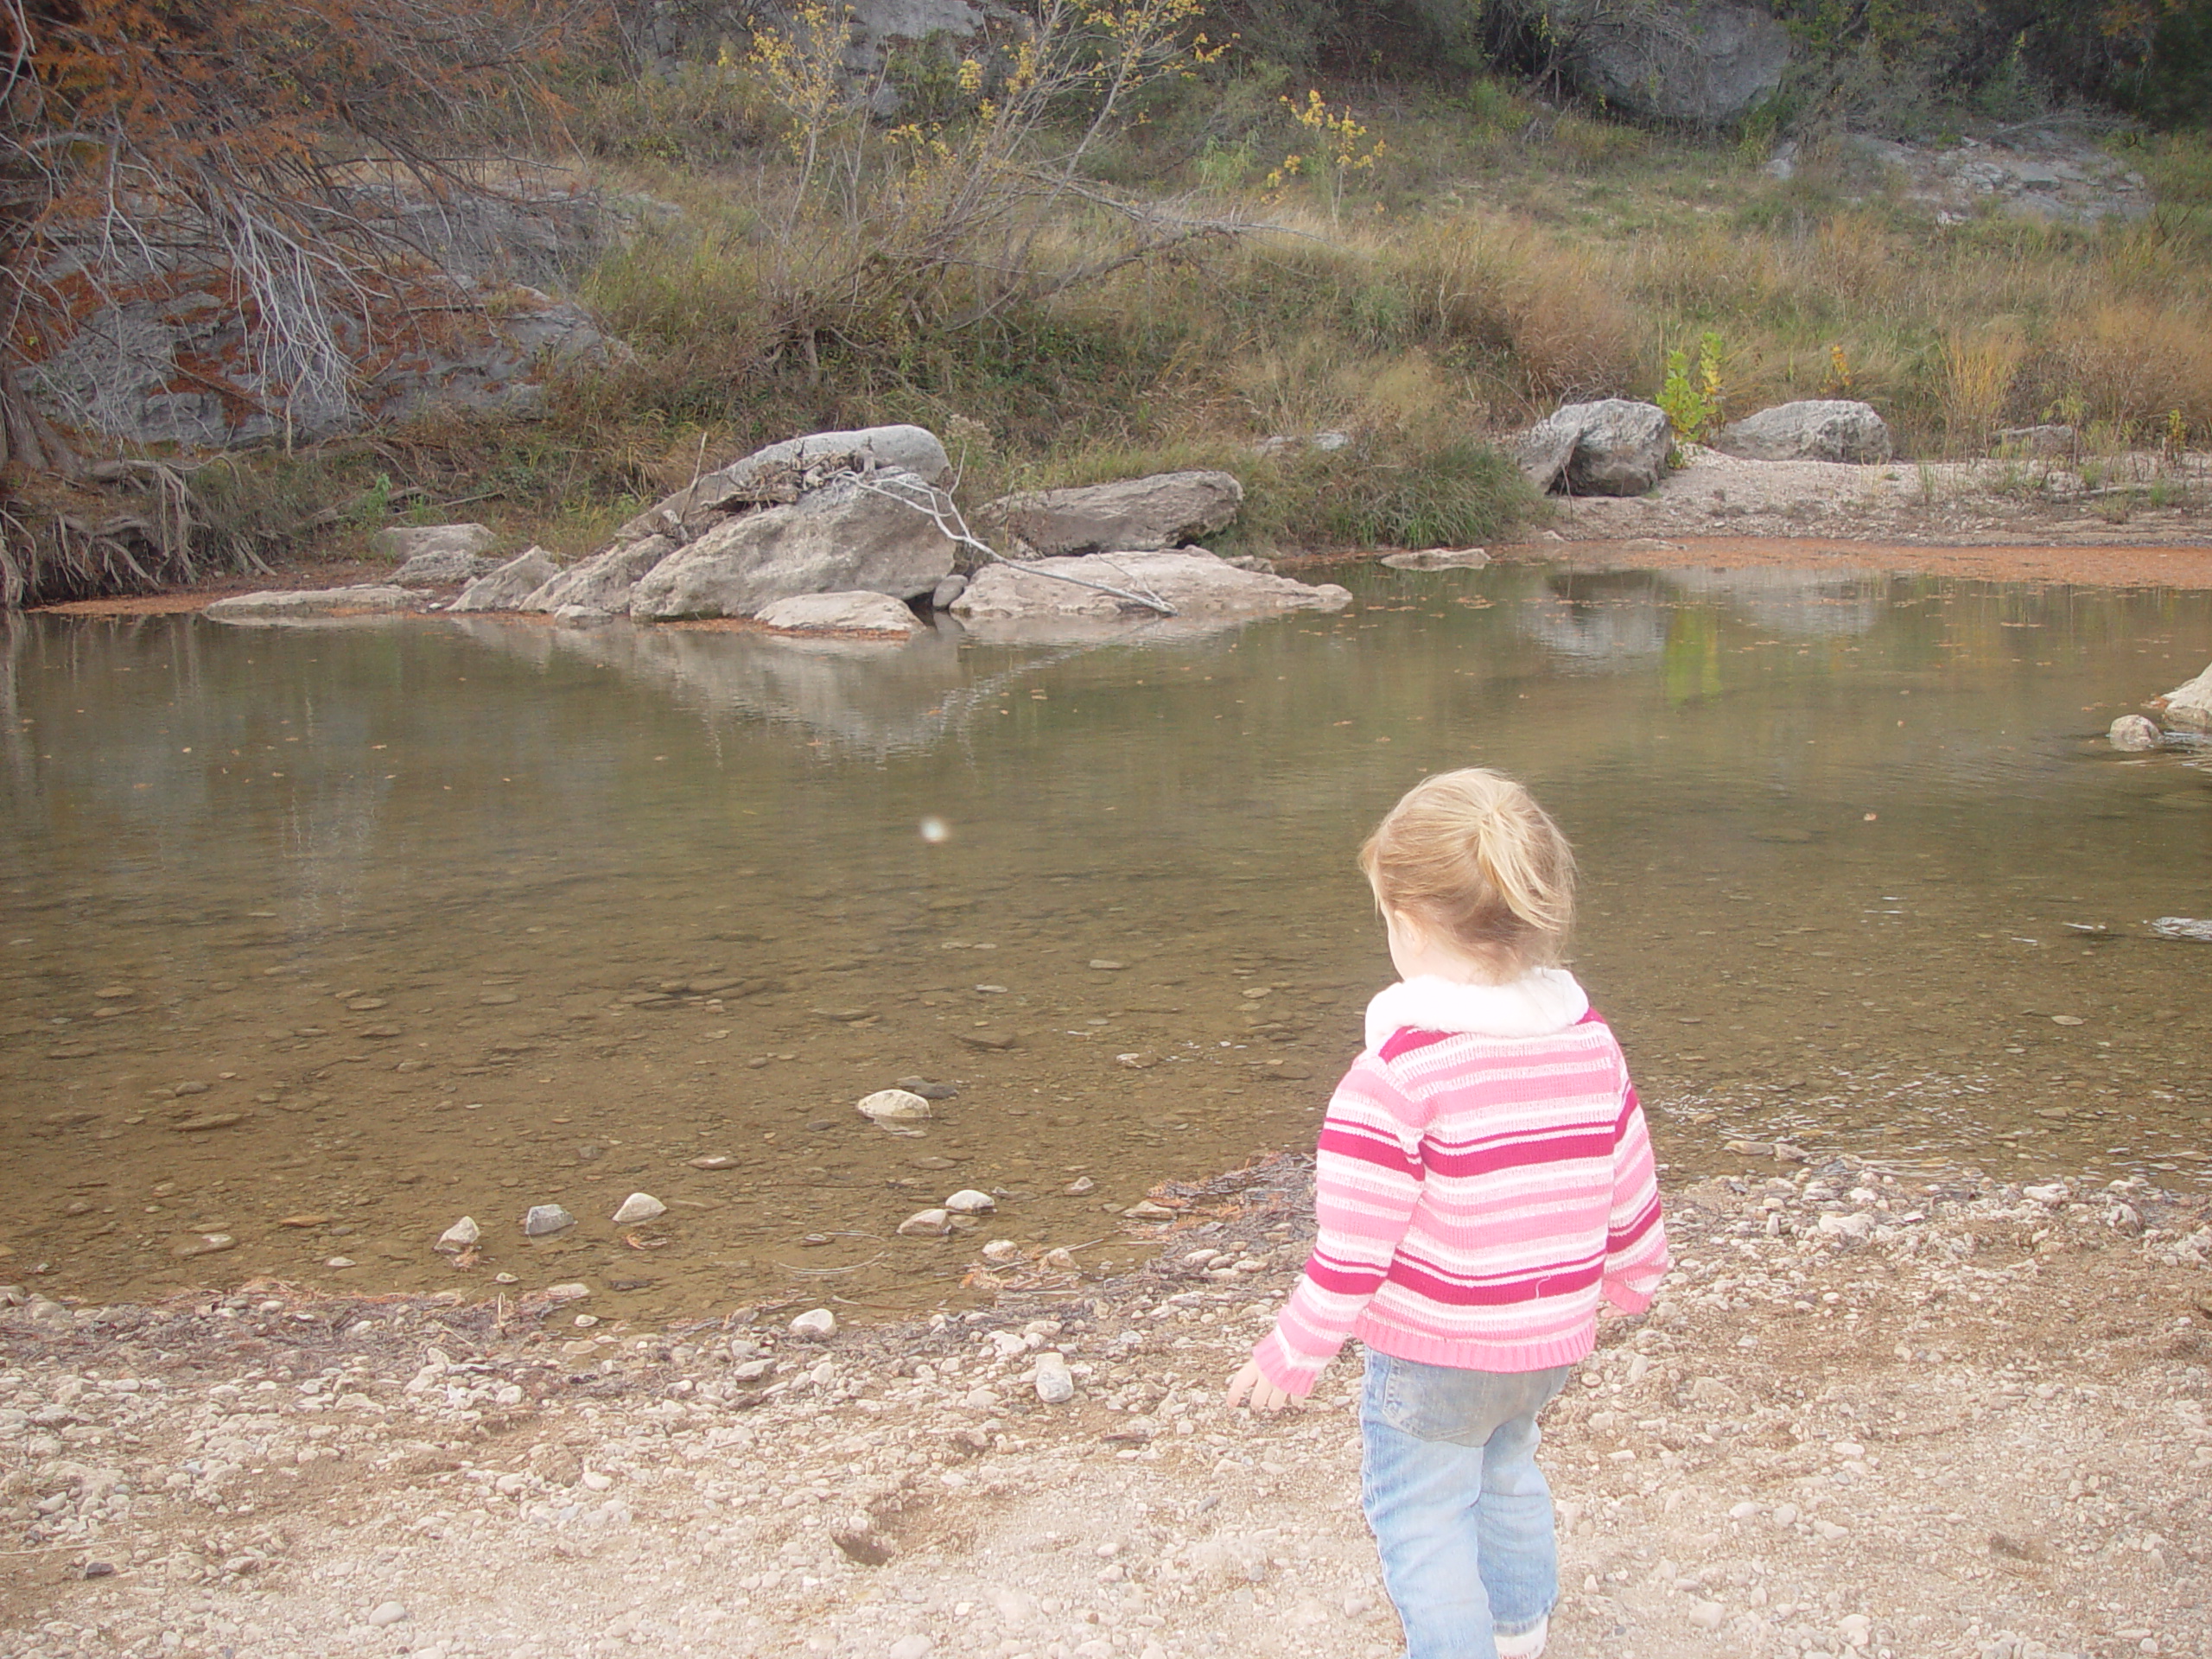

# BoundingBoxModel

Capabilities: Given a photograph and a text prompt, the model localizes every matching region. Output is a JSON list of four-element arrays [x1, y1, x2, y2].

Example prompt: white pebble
[[944, 1188, 995, 1214], [611, 1192, 666, 1224], [790, 1307, 836, 1339], [365, 1601, 408, 1628]]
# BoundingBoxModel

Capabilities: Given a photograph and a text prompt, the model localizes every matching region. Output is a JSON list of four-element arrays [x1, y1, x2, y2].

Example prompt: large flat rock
[[203, 585, 431, 624], [949, 550, 1349, 641]]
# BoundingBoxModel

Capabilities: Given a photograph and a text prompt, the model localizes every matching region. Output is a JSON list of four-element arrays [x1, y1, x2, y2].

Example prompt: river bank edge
[[2, 1148, 2207, 1659]]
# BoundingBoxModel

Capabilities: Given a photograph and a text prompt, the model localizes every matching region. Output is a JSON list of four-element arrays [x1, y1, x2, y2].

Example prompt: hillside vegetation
[[8, 0, 2212, 598]]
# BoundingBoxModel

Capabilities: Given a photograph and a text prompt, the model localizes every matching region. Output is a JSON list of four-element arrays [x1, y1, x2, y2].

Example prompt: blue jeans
[[1360, 1350, 1573, 1659]]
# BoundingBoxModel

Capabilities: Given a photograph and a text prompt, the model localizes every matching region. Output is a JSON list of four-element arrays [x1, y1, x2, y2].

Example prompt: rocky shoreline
[[3, 1153, 2207, 1659]]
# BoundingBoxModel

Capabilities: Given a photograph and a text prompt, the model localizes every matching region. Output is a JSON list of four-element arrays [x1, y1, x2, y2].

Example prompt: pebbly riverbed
[[1, 1154, 2207, 1659]]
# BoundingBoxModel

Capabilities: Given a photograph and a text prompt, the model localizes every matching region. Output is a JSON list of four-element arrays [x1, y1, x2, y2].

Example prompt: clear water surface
[[3, 558, 2208, 1320]]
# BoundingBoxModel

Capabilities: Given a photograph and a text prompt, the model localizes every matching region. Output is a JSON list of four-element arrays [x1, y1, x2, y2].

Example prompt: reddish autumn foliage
[[0, 0, 602, 470]]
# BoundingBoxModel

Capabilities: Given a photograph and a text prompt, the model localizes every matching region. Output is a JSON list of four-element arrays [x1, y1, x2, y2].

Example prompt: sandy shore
[[3, 1154, 2208, 1659]]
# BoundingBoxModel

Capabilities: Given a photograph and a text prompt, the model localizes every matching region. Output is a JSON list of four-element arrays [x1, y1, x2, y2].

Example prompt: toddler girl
[[1226, 767, 1669, 1659]]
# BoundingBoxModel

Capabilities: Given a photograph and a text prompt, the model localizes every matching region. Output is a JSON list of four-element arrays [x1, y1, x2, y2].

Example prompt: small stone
[[1773, 1503, 1800, 1528], [1114, 1052, 1159, 1070], [899, 1209, 952, 1237], [493, 1272, 518, 1285], [611, 1192, 666, 1224], [541, 1282, 590, 1302], [955, 1028, 1018, 1051], [834, 1529, 898, 1567], [887, 1634, 933, 1659], [325, 1256, 356, 1268], [732, 1359, 772, 1381], [523, 1204, 575, 1236], [857, 1089, 933, 1123], [579, 1470, 613, 1492], [1039, 1248, 1077, 1269], [171, 1080, 209, 1096], [944, 1189, 995, 1214], [435, 1216, 480, 1253], [896, 1077, 960, 1100], [790, 1307, 836, 1340], [981, 1239, 1024, 1265], [1123, 1200, 1178, 1220], [1088, 959, 1126, 970], [2109, 715, 2164, 751], [1033, 1351, 1076, 1405], [171, 1113, 243, 1133], [1839, 1614, 1873, 1649], [171, 1234, 235, 1258], [1814, 1518, 1850, 1541], [1063, 1176, 1096, 1195], [366, 1601, 409, 1628], [690, 1154, 737, 1169], [1688, 1600, 1726, 1630]]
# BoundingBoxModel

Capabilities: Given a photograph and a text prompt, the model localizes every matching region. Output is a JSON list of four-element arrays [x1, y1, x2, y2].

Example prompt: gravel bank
[[3, 1154, 2208, 1659]]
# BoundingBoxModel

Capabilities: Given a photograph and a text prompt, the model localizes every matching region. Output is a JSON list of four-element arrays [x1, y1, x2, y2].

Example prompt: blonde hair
[[1358, 767, 1576, 979]]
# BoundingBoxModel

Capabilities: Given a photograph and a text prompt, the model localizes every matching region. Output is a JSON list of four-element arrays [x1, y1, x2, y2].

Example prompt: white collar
[[1363, 969, 1591, 1051]]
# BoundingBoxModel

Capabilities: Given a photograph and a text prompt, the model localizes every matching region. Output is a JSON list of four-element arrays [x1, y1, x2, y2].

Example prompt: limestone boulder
[[204, 585, 430, 624], [375, 523, 497, 583], [756, 591, 923, 636], [1568, 0, 1790, 127], [2160, 662, 2212, 734], [520, 537, 676, 616], [1713, 401, 1893, 464], [981, 470, 1244, 557], [620, 426, 952, 543], [629, 470, 956, 622], [1517, 399, 1673, 496], [950, 550, 1350, 637], [450, 548, 562, 613]]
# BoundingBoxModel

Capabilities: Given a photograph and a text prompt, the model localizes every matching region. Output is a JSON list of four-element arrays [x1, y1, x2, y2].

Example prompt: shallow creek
[[3, 560, 2209, 1321]]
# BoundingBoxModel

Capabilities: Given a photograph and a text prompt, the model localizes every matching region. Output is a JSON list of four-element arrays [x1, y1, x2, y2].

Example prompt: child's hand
[[1225, 1360, 1297, 1414]]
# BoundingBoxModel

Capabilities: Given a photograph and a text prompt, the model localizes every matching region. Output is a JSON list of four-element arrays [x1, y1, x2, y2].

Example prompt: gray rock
[[2108, 715, 2164, 752], [611, 1192, 666, 1225], [1033, 1351, 1076, 1405], [857, 1089, 933, 1122], [931, 573, 969, 608], [1713, 400, 1893, 464], [629, 472, 956, 621], [1567, 0, 1791, 127], [32, 270, 623, 450], [620, 425, 953, 543], [982, 470, 1243, 557], [520, 537, 676, 615], [434, 1216, 480, 1254], [755, 590, 923, 635], [377, 523, 497, 575], [522, 1205, 575, 1236], [204, 584, 431, 623], [2160, 661, 2212, 733], [450, 547, 563, 613], [949, 549, 1350, 635], [1517, 399, 1673, 496], [1996, 423, 2077, 457]]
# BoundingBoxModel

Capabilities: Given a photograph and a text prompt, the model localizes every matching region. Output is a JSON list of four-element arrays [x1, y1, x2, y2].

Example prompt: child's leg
[[1360, 1352, 1571, 1659]]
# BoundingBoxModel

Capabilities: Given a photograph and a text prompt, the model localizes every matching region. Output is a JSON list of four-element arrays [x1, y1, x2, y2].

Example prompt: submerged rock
[[2108, 714, 2164, 752]]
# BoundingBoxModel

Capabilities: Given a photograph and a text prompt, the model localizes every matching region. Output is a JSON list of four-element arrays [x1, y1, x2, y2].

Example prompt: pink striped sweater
[[1251, 971, 1669, 1395]]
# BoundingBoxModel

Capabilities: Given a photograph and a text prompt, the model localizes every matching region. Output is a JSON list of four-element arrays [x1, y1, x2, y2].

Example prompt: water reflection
[[2, 564, 2208, 1320]]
